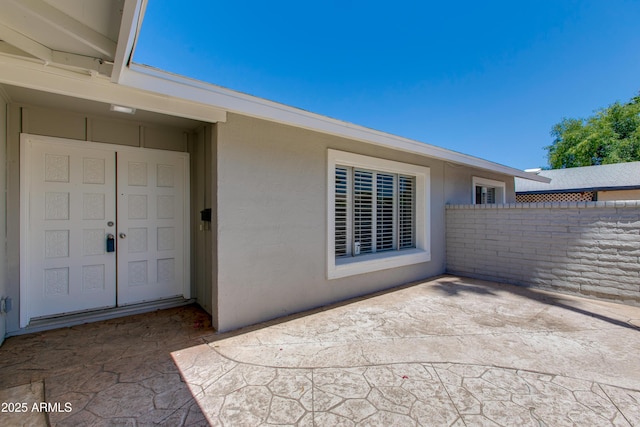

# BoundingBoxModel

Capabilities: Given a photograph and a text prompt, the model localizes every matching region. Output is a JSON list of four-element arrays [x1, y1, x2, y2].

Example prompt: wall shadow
[[433, 276, 640, 332]]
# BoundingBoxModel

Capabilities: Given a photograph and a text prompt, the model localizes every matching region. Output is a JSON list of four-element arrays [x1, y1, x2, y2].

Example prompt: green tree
[[546, 94, 640, 169]]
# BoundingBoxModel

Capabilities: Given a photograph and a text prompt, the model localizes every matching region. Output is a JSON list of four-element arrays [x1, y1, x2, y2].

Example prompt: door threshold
[[13, 297, 196, 336]]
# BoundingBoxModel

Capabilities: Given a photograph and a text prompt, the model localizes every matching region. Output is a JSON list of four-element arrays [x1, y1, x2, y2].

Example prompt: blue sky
[[134, 1, 640, 170]]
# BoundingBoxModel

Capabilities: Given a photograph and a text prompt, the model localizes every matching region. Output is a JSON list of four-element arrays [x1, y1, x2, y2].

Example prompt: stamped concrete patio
[[1, 275, 639, 426]]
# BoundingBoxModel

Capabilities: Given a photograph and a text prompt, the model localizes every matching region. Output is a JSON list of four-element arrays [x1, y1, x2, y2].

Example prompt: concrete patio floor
[[1, 275, 639, 426]]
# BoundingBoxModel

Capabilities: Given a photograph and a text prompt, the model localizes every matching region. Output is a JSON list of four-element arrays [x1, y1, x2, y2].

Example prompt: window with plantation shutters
[[328, 150, 430, 279], [334, 166, 416, 258], [473, 177, 505, 205]]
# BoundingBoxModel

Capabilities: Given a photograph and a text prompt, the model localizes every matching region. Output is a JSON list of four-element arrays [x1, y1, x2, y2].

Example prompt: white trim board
[[111, 0, 146, 83]]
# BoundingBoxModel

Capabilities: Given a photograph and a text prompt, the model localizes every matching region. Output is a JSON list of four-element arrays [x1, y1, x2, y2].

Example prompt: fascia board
[[112, 0, 146, 83], [121, 63, 550, 183], [0, 54, 226, 123]]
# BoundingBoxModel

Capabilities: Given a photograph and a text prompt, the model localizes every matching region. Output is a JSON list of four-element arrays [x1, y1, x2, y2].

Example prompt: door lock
[[106, 234, 115, 252]]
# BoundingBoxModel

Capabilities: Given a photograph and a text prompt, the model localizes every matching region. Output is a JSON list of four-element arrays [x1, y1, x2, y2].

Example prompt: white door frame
[[20, 134, 191, 327]]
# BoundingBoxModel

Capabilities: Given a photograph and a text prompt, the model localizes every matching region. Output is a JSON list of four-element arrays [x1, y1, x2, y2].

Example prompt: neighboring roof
[[515, 162, 640, 194], [0, 0, 549, 183]]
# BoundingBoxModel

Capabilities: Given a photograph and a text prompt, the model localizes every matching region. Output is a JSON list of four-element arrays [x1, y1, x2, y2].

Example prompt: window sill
[[328, 248, 431, 279]]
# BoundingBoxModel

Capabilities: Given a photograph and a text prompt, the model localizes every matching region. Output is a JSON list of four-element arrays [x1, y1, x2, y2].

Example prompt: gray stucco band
[[445, 202, 640, 306]]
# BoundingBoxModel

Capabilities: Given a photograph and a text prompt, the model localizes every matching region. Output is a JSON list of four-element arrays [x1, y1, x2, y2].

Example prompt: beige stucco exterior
[[212, 113, 516, 332], [0, 100, 518, 336], [0, 0, 551, 341]]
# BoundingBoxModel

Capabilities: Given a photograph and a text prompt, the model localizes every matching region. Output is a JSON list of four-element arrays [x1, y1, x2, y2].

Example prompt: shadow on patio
[[431, 278, 640, 332], [0, 305, 214, 426], [1, 275, 639, 426]]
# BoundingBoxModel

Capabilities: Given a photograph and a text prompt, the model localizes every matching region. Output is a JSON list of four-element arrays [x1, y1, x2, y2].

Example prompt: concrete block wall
[[446, 201, 640, 305]]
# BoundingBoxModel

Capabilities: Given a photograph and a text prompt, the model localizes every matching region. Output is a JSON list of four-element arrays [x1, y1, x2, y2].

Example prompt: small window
[[472, 176, 506, 204], [328, 150, 430, 279]]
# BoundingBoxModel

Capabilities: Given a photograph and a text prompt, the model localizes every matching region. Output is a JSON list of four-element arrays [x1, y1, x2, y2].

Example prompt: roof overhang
[[0, 0, 549, 183], [109, 0, 548, 182], [111, 0, 146, 83], [0, 54, 226, 123], [116, 63, 550, 182], [0, 0, 122, 76]]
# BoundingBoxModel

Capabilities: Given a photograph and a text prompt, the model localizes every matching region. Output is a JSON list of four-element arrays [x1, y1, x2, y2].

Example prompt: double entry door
[[20, 135, 190, 327]]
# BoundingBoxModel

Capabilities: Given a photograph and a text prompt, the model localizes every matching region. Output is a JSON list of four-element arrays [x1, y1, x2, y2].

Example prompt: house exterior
[[515, 162, 640, 202], [0, 0, 548, 342]]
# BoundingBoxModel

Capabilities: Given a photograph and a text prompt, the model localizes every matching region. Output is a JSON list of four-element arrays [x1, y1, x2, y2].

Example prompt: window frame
[[327, 149, 430, 279], [472, 176, 506, 204]]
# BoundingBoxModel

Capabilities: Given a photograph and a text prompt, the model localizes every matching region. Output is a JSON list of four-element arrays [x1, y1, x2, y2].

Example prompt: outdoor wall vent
[[110, 104, 136, 114]]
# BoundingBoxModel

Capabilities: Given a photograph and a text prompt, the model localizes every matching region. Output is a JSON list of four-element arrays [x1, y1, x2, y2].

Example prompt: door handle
[[119, 233, 127, 239], [106, 234, 115, 252]]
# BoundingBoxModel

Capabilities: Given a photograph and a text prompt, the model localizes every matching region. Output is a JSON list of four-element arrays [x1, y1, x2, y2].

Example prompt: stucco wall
[[213, 113, 516, 332], [446, 202, 640, 306], [188, 125, 216, 315]]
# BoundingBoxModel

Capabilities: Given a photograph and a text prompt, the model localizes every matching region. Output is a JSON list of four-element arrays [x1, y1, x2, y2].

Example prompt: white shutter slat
[[335, 167, 349, 257], [354, 169, 373, 254], [398, 175, 415, 249], [376, 173, 395, 252], [487, 187, 496, 204]]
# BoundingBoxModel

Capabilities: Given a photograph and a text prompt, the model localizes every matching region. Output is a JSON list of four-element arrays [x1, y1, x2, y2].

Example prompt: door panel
[[23, 139, 117, 320], [116, 150, 188, 305], [21, 135, 190, 327]]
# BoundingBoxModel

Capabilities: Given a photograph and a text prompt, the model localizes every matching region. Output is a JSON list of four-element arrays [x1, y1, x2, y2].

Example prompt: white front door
[[20, 135, 189, 327], [116, 149, 189, 305], [21, 138, 117, 320]]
